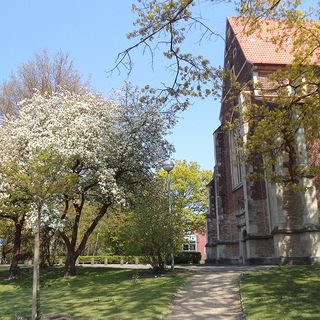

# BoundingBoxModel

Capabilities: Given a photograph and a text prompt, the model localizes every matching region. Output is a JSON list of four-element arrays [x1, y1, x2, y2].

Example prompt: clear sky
[[0, 1, 237, 171]]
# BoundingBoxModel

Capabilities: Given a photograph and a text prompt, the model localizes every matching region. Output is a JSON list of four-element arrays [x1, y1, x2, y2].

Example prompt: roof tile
[[228, 17, 318, 65]]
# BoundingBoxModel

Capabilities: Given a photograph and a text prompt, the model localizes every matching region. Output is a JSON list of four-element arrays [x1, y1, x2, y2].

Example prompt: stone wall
[[217, 242, 239, 264], [247, 199, 270, 235], [205, 244, 217, 263], [246, 237, 274, 258], [273, 229, 320, 263]]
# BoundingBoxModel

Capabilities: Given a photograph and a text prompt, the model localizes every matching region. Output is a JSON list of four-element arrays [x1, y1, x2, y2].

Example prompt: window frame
[[229, 95, 244, 190]]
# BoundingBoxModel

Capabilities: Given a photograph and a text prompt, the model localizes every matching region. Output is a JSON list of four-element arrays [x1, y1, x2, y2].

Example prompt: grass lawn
[[0, 266, 188, 319], [240, 265, 320, 320]]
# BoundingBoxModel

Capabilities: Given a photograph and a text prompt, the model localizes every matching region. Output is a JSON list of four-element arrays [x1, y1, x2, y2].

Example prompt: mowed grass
[[0, 266, 188, 319], [241, 265, 320, 320]]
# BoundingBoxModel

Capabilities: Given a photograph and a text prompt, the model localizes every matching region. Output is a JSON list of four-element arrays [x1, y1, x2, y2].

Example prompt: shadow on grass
[[241, 266, 320, 320], [0, 266, 188, 319]]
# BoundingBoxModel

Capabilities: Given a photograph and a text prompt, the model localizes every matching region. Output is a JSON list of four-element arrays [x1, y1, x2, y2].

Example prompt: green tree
[[119, 160, 211, 272], [121, 1, 320, 195], [158, 160, 212, 234], [121, 179, 184, 272], [87, 208, 127, 256], [0, 150, 75, 318]]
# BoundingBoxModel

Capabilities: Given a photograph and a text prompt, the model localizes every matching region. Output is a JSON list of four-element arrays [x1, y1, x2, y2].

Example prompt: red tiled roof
[[228, 17, 319, 65]]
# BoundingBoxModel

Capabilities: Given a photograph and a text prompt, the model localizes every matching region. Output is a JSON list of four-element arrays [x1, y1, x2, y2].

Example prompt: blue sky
[[0, 1, 237, 170]]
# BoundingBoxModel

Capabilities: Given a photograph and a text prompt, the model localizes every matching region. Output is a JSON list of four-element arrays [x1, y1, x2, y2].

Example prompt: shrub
[[173, 252, 201, 264], [77, 255, 149, 265]]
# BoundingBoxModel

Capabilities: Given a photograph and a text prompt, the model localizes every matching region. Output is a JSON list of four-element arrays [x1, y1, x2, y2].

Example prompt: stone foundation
[[273, 227, 320, 264], [205, 243, 217, 263], [246, 257, 280, 265], [216, 241, 239, 263], [246, 235, 274, 258]]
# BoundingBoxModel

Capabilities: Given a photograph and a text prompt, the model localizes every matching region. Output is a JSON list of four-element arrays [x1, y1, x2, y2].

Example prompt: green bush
[[77, 255, 149, 265], [173, 252, 201, 264], [138, 256, 151, 264]]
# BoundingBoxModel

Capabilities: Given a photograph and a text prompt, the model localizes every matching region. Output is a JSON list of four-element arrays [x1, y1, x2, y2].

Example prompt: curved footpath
[[165, 265, 272, 320]]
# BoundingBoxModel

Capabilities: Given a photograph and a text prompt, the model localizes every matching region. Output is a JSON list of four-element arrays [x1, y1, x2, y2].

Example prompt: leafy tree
[[117, 160, 210, 272], [0, 84, 172, 277], [120, 1, 319, 182], [233, 12, 320, 185], [0, 50, 90, 278], [158, 160, 212, 234], [120, 1, 320, 230], [121, 179, 184, 272], [0, 149, 74, 318], [86, 208, 127, 256]]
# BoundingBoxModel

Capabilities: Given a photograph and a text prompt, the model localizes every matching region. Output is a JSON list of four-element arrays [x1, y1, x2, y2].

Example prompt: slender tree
[[117, 160, 211, 271], [121, 179, 183, 272]]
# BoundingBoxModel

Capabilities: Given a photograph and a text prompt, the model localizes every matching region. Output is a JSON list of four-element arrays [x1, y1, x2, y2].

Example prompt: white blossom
[[0, 86, 173, 229]]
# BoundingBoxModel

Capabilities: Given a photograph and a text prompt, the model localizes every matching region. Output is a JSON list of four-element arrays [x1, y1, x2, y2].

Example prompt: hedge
[[55, 252, 201, 265], [77, 255, 150, 265], [173, 252, 201, 264]]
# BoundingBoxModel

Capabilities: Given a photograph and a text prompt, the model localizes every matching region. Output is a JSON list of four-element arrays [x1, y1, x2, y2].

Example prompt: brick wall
[[196, 233, 207, 262]]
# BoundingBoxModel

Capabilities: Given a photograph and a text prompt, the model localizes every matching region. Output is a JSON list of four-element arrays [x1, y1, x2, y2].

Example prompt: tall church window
[[229, 125, 243, 188]]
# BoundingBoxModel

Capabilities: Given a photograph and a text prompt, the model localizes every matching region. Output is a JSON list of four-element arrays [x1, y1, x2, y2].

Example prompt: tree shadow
[[0, 266, 187, 319], [241, 266, 320, 319]]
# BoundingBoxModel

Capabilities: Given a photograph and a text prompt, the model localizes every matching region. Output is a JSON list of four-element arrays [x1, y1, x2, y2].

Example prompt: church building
[[206, 17, 320, 265]]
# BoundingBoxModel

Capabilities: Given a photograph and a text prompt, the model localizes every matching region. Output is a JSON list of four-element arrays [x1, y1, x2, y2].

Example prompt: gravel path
[[165, 265, 271, 320]]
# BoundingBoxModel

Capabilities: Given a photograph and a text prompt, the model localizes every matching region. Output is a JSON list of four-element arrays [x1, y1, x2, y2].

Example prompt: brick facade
[[206, 17, 320, 265]]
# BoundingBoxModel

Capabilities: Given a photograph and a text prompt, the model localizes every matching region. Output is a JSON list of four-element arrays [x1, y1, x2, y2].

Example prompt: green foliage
[[238, 63, 320, 187], [0, 150, 76, 212], [123, 0, 320, 188], [172, 251, 201, 264], [114, 0, 224, 112], [77, 255, 149, 264], [231, 6, 320, 188], [83, 208, 127, 256], [241, 266, 320, 319], [114, 160, 210, 272], [158, 160, 212, 234], [120, 179, 181, 272], [0, 150, 75, 277], [0, 266, 188, 319]]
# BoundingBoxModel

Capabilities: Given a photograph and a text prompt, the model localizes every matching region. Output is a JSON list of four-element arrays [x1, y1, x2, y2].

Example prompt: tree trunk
[[64, 249, 78, 277], [9, 218, 24, 279], [157, 252, 165, 273], [32, 209, 41, 320], [62, 203, 109, 277]]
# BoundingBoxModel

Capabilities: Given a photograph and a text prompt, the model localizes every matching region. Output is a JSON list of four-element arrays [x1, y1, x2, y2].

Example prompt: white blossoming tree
[[0, 84, 172, 279]]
